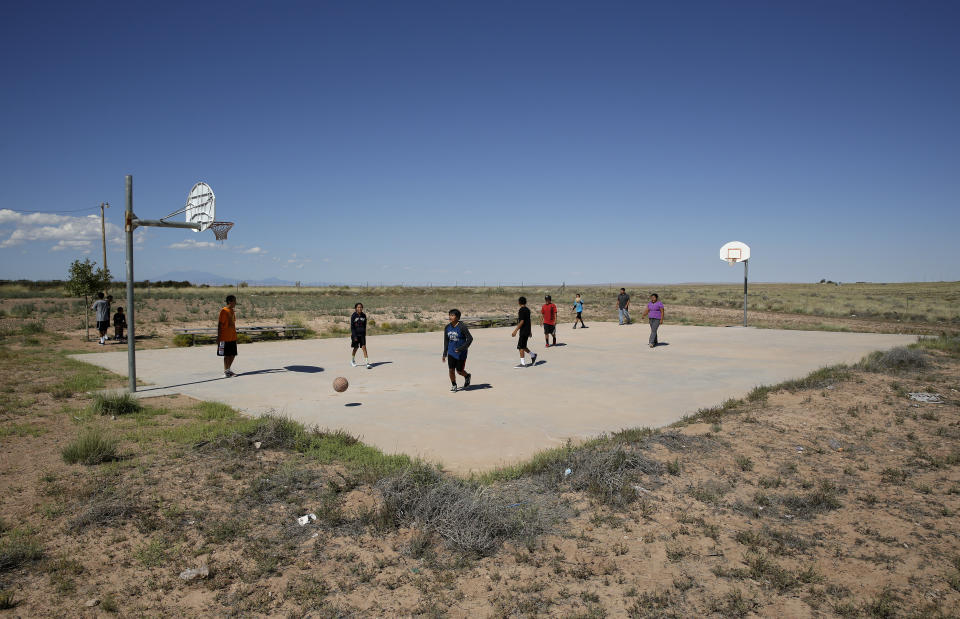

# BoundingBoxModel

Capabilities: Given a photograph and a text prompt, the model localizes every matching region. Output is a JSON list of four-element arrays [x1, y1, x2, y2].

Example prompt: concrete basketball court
[[75, 324, 915, 473]]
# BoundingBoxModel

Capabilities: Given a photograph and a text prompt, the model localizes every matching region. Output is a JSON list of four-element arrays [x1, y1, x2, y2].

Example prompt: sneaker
[[582, 325, 588, 328], [350, 359, 357, 367], [514, 363, 527, 368], [366, 363, 372, 369], [530, 353, 538, 366], [99, 339, 104, 345], [224, 370, 236, 377], [463, 373, 471, 389], [450, 384, 458, 392]]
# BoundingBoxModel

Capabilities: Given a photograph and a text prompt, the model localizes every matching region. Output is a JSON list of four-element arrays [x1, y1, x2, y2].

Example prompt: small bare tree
[[66, 258, 111, 341]]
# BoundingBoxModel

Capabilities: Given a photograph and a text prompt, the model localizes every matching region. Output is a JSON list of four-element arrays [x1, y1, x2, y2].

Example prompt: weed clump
[[214, 415, 308, 451], [860, 347, 928, 373], [913, 335, 960, 357], [377, 463, 550, 555], [69, 490, 142, 531], [89, 392, 142, 416], [0, 529, 43, 573], [779, 480, 843, 518], [0, 590, 16, 609], [61, 428, 119, 465], [20, 321, 46, 334], [562, 444, 664, 506]]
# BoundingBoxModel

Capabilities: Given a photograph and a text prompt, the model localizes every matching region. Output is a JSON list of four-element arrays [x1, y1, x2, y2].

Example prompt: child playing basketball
[[511, 296, 538, 367], [350, 302, 371, 368], [572, 293, 587, 328], [442, 309, 472, 392], [217, 295, 238, 377], [541, 295, 558, 347], [641, 293, 666, 348]]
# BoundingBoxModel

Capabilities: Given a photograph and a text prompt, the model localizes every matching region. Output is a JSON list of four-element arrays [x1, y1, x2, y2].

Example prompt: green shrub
[[20, 321, 46, 334], [172, 333, 195, 347], [61, 428, 119, 465], [89, 392, 141, 416], [0, 589, 16, 610]]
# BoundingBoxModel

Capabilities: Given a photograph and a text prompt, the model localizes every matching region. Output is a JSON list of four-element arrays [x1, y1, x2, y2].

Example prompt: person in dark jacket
[[113, 307, 126, 343], [350, 303, 370, 368], [442, 309, 473, 392]]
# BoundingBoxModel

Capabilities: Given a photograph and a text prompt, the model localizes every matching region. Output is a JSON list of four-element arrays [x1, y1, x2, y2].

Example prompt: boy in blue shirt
[[572, 293, 587, 329], [442, 309, 473, 392]]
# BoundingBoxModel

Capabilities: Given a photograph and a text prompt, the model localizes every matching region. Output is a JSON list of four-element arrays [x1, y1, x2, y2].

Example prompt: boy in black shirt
[[510, 296, 538, 368], [350, 303, 370, 368], [113, 307, 126, 343]]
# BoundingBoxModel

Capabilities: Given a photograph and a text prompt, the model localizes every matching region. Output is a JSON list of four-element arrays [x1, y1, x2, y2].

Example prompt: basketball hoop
[[721, 243, 746, 266], [210, 221, 234, 241]]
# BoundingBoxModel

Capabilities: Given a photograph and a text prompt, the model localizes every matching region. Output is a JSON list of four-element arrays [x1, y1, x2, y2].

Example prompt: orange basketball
[[333, 376, 349, 393]]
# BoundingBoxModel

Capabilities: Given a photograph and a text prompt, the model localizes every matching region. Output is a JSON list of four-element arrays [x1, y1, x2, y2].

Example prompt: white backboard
[[719, 241, 750, 263], [185, 182, 215, 232]]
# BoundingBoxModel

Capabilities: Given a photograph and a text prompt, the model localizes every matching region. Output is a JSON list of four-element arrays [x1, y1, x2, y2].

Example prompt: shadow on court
[[284, 365, 325, 373], [463, 383, 493, 391], [137, 376, 232, 392]]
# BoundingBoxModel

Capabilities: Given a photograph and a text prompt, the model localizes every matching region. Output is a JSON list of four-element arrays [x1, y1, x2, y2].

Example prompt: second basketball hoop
[[719, 241, 750, 266], [719, 241, 751, 327]]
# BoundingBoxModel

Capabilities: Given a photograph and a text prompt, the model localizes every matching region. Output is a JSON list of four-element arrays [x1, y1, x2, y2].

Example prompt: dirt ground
[[1, 324, 959, 616]]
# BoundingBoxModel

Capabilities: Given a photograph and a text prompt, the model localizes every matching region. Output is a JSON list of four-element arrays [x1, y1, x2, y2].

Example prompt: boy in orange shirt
[[218, 295, 238, 377]]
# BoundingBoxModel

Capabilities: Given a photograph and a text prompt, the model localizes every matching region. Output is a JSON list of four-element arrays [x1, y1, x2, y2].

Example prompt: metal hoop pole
[[743, 260, 749, 328], [125, 175, 137, 392]]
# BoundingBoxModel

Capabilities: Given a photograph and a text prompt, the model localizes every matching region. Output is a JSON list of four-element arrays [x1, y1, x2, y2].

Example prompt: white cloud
[[243, 246, 266, 255], [285, 254, 311, 268], [0, 209, 124, 250], [168, 238, 220, 250], [51, 239, 94, 251]]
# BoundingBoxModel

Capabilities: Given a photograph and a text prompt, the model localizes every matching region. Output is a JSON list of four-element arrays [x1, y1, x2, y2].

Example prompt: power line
[[2, 206, 100, 214]]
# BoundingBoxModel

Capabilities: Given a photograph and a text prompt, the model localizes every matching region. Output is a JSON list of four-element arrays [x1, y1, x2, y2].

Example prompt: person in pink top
[[641, 293, 665, 348]]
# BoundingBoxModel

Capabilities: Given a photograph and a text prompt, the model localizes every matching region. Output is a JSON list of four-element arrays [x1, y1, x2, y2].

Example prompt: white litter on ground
[[908, 392, 944, 403]]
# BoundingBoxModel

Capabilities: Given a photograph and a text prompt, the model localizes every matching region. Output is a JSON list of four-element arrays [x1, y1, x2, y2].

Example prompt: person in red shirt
[[217, 295, 238, 377], [540, 295, 558, 348]]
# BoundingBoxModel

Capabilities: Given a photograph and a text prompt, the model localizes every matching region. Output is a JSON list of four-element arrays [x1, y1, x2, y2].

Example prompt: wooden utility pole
[[100, 202, 109, 277]]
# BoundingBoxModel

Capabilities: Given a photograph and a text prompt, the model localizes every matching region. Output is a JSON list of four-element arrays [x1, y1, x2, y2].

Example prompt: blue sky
[[1, 1, 957, 284]]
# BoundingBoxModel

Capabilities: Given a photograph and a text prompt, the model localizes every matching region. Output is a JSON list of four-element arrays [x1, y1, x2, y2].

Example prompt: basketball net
[[727, 258, 737, 266], [210, 221, 234, 242]]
